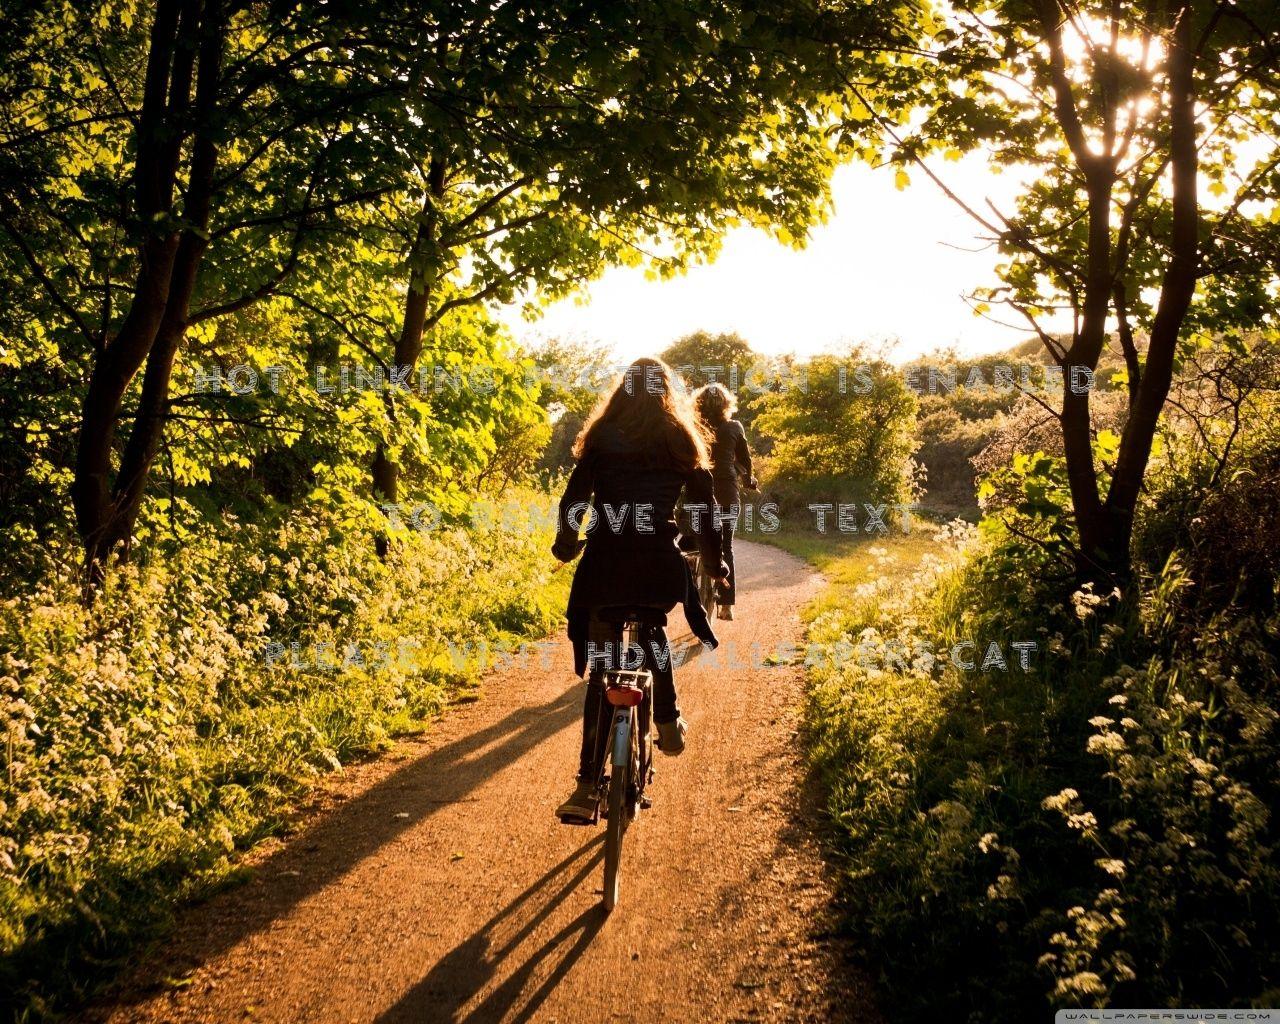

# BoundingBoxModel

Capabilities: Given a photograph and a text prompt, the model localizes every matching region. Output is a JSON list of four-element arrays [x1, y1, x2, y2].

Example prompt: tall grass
[[1, 492, 569, 1018], [799, 454, 1280, 1018]]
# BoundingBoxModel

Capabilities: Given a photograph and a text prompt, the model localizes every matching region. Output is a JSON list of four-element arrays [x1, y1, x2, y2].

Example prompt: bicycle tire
[[603, 715, 630, 911], [699, 563, 718, 620]]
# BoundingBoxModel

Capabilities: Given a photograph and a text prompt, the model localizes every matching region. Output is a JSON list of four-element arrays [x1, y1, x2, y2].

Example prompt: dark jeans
[[717, 519, 736, 606], [575, 608, 677, 781]]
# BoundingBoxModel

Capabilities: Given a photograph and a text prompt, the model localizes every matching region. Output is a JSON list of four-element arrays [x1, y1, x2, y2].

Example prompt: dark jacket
[[553, 423, 724, 675], [709, 418, 753, 508]]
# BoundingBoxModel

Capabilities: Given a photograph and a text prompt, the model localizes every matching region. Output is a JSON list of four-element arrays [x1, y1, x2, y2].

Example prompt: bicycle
[[682, 547, 719, 621], [678, 479, 759, 623], [563, 606, 659, 912]]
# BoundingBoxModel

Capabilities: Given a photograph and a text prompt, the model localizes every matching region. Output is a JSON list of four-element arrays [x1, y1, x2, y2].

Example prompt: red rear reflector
[[606, 686, 645, 707]]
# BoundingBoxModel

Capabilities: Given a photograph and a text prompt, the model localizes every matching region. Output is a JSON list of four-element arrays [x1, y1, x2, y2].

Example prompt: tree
[[340, 0, 868, 515], [0, 0, 411, 578], [839, 0, 1280, 582], [753, 350, 919, 511], [660, 330, 758, 390], [661, 330, 772, 434], [527, 338, 617, 477], [0, 0, 930, 578]]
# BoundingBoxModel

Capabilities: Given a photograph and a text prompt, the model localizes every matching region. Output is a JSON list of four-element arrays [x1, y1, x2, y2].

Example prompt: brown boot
[[655, 717, 688, 756], [556, 779, 598, 823]]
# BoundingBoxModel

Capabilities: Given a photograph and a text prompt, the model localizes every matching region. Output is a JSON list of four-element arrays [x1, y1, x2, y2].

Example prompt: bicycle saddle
[[596, 605, 668, 627]]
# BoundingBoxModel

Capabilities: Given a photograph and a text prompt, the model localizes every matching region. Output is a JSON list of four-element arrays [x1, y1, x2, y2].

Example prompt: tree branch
[[0, 205, 102, 350]]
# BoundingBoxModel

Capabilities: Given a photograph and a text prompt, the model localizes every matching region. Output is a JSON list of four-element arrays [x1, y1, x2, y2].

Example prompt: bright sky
[[498, 155, 1046, 365]]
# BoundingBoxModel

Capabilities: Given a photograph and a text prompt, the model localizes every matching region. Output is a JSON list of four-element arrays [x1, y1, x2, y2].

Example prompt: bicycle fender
[[611, 709, 631, 768]]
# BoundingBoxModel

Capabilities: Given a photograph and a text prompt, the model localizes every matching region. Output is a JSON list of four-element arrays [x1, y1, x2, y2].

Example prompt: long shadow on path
[[98, 676, 583, 1013], [376, 836, 607, 1024]]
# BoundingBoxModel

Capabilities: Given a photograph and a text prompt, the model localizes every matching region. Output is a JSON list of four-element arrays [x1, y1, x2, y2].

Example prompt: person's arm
[[552, 451, 594, 561], [684, 465, 727, 579], [733, 420, 756, 488]]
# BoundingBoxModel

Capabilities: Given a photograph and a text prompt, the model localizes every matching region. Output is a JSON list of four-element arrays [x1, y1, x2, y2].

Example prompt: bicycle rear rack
[[604, 668, 650, 706]]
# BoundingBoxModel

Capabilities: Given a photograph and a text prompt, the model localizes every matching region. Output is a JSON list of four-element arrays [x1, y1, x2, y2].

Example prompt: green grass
[[757, 518, 1052, 1019], [765, 483, 1280, 1019], [1, 497, 571, 1020], [756, 522, 945, 622]]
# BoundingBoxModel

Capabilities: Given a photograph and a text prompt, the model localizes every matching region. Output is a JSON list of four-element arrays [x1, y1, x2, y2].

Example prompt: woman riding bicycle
[[551, 358, 728, 823], [693, 382, 757, 621]]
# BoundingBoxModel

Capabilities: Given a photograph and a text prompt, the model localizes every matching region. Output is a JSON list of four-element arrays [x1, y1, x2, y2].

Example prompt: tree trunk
[[373, 155, 446, 556], [1101, 1, 1198, 574], [73, 0, 197, 577], [104, 236, 210, 556], [372, 273, 432, 506], [1033, 1, 1200, 586], [1061, 174, 1115, 580], [101, 0, 223, 558]]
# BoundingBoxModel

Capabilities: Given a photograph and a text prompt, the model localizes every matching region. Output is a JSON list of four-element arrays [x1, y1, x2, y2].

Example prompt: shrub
[[0, 494, 568, 1017], [754, 352, 920, 514], [805, 421, 1280, 1019]]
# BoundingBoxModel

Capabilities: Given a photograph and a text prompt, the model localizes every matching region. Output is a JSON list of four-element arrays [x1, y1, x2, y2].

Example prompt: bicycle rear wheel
[[603, 712, 633, 912], [699, 563, 718, 620]]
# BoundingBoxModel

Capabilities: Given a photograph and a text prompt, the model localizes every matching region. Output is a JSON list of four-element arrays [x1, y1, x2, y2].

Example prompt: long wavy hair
[[694, 382, 737, 428], [573, 358, 709, 471]]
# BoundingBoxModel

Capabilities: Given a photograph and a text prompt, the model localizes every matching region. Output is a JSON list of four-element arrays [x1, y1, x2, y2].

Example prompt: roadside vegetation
[[758, 7, 1280, 1011], [761, 340, 1280, 1017], [0, 1, 873, 1014], [1, 495, 569, 1014]]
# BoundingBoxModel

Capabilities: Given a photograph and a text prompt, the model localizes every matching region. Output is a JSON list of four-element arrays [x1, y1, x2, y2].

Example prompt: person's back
[[708, 417, 751, 508], [571, 422, 687, 551], [694, 384, 755, 620]]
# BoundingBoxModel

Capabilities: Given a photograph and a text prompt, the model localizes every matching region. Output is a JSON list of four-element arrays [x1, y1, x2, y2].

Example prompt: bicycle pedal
[[640, 794, 653, 810]]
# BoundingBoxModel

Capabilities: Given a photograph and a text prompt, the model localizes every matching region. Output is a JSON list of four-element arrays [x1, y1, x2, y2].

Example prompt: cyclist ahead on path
[[550, 358, 729, 822], [693, 383, 757, 621]]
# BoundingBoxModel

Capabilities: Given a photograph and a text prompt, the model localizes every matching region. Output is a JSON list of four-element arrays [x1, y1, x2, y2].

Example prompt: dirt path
[[86, 541, 881, 1024]]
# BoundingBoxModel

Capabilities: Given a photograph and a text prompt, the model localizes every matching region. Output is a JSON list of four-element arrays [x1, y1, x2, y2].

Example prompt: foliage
[[660, 329, 771, 438], [0, 494, 569, 1018], [660, 330, 757, 389], [1, 0, 910, 564], [803, 415, 1280, 1019], [0, 2, 1278, 1021], [753, 351, 920, 513], [0, 2, 939, 1013], [971, 389, 1130, 488], [1134, 392, 1280, 616], [527, 338, 619, 478], [837, 0, 1280, 574], [907, 346, 1046, 517]]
